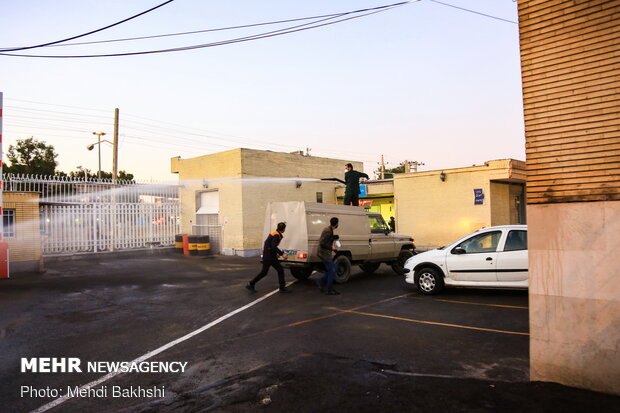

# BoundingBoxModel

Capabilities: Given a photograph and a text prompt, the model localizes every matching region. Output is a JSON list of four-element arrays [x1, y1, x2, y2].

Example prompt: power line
[[0, 2, 412, 58], [5, 97, 109, 112], [0, 0, 176, 52], [42, 11, 356, 48], [428, 0, 517, 24]]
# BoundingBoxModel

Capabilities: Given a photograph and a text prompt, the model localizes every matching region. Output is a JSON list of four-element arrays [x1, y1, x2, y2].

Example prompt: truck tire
[[391, 250, 414, 275], [359, 262, 381, 273], [290, 267, 313, 280], [333, 255, 352, 284]]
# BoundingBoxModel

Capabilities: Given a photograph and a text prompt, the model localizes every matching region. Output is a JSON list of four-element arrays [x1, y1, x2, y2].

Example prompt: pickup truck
[[263, 201, 416, 283]]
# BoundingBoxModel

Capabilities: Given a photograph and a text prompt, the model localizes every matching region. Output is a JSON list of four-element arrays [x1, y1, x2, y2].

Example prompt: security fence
[[4, 174, 180, 255]]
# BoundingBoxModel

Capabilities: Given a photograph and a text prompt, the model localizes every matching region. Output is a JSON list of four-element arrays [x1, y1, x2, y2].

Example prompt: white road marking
[[30, 284, 292, 413]]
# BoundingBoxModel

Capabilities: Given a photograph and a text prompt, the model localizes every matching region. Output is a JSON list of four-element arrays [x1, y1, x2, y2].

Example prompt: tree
[[5, 137, 58, 175], [382, 163, 406, 179], [57, 168, 135, 182]]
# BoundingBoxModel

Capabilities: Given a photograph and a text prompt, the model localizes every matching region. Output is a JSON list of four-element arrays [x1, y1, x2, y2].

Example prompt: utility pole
[[380, 155, 386, 180], [92, 131, 106, 179], [411, 161, 425, 173], [113, 108, 119, 183]]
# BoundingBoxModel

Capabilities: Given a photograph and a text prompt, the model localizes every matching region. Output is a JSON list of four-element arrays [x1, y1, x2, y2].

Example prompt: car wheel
[[359, 262, 381, 273], [414, 267, 444, 295], [391, 250, 414, 275], [333, 255, 352, 284], [290, 267, 313, 280]]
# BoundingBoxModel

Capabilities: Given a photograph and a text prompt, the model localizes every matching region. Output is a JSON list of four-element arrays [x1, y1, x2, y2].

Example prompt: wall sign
[[359, 185, 367, 197], [474, 188, 484, 205]]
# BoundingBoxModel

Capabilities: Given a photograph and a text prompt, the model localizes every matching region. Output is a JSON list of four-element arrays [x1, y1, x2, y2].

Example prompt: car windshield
[[368, 215, 389, 234]]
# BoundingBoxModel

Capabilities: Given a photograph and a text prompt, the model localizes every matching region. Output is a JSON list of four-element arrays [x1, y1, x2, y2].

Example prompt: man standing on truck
[[344, 163, 369, 206], [246, 222, 291, 293], [317, 217, 340, 295]]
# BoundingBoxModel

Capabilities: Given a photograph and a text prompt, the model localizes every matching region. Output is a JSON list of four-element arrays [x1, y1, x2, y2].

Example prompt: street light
[[88, 131, 112, 179]]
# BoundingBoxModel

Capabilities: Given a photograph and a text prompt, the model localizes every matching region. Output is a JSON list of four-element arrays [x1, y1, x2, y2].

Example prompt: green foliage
[[383, 163, 406, 179], [56, 169, 135, 181], [5, 137, 58, 175]]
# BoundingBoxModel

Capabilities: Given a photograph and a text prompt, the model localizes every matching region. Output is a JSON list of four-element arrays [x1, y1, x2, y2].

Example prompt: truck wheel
[[290, 267, 313, 280], [414, 267, 444, 295], [359, 262, 381, 273], [333, 255, 352, 284], [391, 250, 414, 275]]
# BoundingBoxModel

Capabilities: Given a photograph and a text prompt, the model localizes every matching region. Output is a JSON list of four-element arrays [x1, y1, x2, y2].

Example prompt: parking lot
[[1, 252, 617, 412]]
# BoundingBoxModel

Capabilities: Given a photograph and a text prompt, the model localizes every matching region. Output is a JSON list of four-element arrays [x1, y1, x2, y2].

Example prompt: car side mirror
[[453, 247, 466, 255]]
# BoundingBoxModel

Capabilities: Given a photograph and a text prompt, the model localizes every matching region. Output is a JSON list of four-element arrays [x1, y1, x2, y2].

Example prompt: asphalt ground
[[0, 252, 618, 413]]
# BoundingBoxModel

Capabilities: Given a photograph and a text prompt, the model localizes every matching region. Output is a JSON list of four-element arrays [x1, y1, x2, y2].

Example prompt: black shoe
[[279, 287, 292, 293], [326, 289, 340, 295], [315, 279, 325, 292], [245, 283, 256, 293]]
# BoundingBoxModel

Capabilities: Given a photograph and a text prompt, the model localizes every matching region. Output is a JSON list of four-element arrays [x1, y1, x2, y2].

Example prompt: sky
[[0, 0, 525, 182]]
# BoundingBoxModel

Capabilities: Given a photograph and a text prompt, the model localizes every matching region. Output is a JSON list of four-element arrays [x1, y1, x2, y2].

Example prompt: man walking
[[344, 163, 369, 206], [246, 222, 291, 293], [316, 217, 340, 295]]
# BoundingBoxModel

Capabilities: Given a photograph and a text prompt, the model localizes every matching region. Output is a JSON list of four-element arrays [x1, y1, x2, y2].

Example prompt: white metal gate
[[41, 203, 179, 254], [4, 174, 180, 255]]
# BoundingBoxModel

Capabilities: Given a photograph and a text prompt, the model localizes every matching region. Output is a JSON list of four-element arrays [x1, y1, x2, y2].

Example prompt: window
[[504, 230, 527, 251], [368, 215, 389, 234], [316, 192, 323, 203], [3, 209, 15, 238], [458, 231, 501, 253]]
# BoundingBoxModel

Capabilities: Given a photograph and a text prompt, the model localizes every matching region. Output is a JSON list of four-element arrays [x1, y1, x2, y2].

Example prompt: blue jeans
[[320, 259, 336, 292]]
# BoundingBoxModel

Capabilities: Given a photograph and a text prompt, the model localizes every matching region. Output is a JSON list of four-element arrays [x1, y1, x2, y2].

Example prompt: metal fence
[[4, 174, 180, 255], [3, 173, 178, 204]]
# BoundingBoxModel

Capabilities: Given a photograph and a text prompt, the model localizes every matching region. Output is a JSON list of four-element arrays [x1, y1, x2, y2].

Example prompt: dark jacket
[[262, 230, 284, 261], [318, 226, 335, 261], [344, 170, 370, 195]]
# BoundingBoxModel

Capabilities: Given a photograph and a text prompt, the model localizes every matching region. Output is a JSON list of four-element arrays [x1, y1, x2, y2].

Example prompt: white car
[[404, 225, 528, 295]]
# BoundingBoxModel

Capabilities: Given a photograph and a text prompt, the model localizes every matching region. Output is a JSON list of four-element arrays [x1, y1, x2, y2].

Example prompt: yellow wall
[[172, 149, 244, 251], [172, 149, 362, 253], [394, 160, 525, 247], [241, 181, 337, 250], [3, 192, 41, 263]]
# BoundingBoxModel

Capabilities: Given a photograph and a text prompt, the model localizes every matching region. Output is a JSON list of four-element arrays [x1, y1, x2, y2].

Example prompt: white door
[[446, 230, 502, 281], [496, 229, 528, 282]]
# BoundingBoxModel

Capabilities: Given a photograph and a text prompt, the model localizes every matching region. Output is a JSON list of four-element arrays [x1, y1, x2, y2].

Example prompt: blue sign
[[474, 188, 484, 205], [359, 185, 367, 197]]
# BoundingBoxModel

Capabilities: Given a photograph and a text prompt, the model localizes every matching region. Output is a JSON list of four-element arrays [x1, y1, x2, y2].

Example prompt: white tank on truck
[[263, 201, 416, 283]]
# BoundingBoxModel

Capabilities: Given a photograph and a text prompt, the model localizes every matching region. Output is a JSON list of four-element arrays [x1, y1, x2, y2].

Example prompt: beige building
[[3, 192, 43, 272], [171, 149, 360, 256], [517, 0, 620, 395], [394, 159, 526, 248]]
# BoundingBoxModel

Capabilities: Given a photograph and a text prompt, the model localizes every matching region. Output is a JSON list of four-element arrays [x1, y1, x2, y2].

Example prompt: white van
[[264, 201, 416, 283]]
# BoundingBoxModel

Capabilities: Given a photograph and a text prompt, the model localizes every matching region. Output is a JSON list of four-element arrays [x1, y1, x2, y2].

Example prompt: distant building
[[336, 159, 526, 248], [394, 159, 526, 248], [171, 148, 358, 256]]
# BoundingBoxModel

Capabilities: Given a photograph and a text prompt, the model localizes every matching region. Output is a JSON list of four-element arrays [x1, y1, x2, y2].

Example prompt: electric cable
[[0, 0, 176, 52], [0, 2, 411, 58], [428, 0, 517, 24], [41, 11, 356, 48]]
